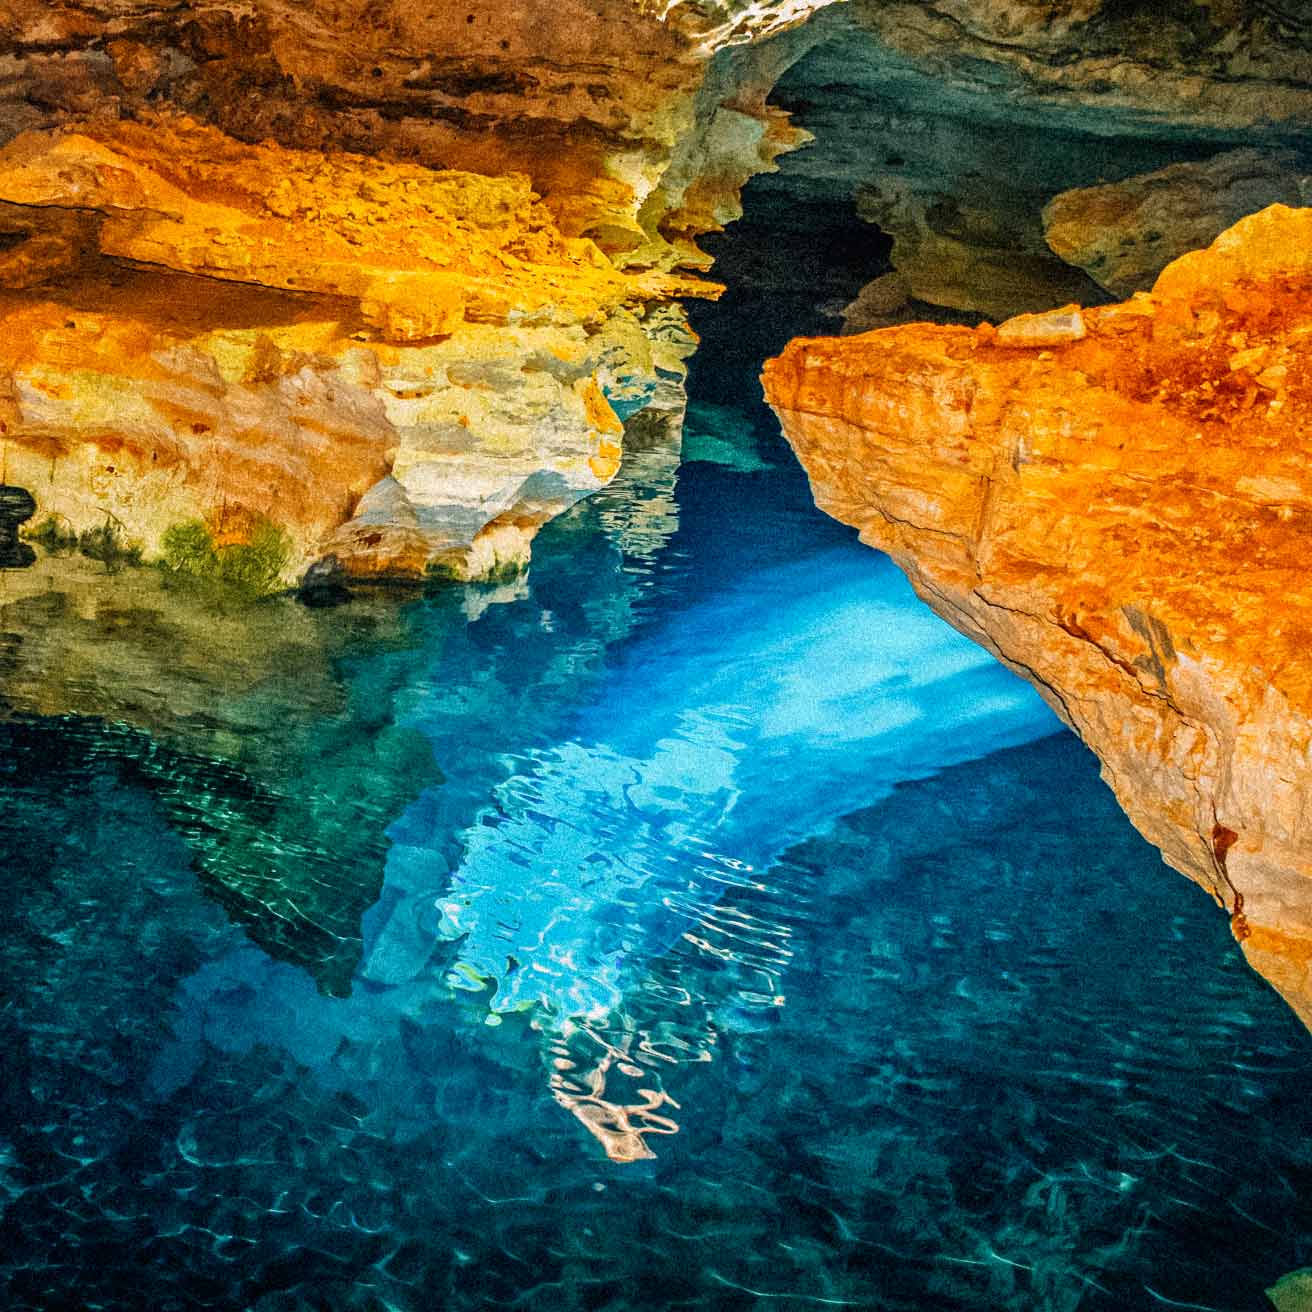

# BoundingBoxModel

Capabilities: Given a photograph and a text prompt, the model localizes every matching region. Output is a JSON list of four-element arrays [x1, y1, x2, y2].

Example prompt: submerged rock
[[764, 203, 1312, 1028], [1270, 1269, 1312, 1312]]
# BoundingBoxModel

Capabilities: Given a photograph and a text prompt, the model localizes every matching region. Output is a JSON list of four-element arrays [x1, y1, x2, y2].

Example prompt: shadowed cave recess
[[2, 2, 1312, 1310]]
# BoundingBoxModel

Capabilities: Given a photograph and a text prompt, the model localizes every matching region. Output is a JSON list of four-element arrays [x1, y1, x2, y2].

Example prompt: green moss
[[23, 515, 79, 553], [422, 552, 526, 589], [24, 513, 143, 570], [78, 522, 144, 571], [161, 520, 218, 575], [482, 557, 528, 585], [217, 520, 292, 594], [422, 556, 463, 586], [160, 518, 292, 597]]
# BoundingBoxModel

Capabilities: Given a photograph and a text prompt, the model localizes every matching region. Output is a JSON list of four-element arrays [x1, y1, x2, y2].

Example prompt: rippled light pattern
[[1, 398, 1310, 1310]]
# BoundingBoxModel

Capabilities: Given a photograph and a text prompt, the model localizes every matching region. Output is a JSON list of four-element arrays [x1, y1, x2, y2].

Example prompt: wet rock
[[0, 484, 36, 568], [297, 556, 352, 609]]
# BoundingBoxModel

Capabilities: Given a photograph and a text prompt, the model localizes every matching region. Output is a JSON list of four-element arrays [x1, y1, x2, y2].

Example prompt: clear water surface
[[1, 380, 1311, 1311]]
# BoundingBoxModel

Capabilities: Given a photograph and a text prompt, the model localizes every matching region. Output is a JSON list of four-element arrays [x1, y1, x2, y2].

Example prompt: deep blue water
[[2, 395, 1311, 1311]]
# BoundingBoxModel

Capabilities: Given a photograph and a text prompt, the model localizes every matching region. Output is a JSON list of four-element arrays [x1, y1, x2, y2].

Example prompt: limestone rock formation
[[1044, 149, 1312, 298], [0, 0, 833, 277], [5, 0, 1310, 314], [0, 3, 846, 584], [0, 118, 702, 582], [764, 204, 1312, 1026], [762, 0, 1312, 324]]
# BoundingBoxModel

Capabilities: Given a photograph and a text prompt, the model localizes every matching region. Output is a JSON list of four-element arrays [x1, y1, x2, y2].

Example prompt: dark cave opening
[[682, 191, 892, 412]]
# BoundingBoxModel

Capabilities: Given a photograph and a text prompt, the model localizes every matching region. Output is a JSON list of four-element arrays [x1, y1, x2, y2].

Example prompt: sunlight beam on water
[[124, 426, 1062, 1168], [5, 398, 1312, 1308], [421, 545, 1059, 1029]]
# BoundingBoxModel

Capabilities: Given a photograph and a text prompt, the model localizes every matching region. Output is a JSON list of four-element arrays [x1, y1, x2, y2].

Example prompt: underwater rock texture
[[764, 204, 1312, 1026]]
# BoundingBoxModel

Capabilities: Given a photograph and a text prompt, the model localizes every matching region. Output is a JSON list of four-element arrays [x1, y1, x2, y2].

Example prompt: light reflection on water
[[0, 401, 1310, 1309], [419, 544, 1053, 1157]]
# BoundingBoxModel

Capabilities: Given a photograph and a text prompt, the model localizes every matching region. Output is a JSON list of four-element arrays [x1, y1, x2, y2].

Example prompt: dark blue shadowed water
[[1, 394, 1311, 1312]]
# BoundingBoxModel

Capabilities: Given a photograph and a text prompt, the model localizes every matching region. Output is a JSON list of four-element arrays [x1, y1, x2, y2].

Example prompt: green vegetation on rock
[[78, 522, 144, 570], [161, 518, 292, 596], [24, 516, 78, 553], [25, 514, 144, 571]]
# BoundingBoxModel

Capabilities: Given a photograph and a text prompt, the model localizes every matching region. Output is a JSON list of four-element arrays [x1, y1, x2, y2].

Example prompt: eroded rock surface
[[0, 118, 701, 581], [1044, 149, 1312, 298], [764, 204, 1312, 1025], [0, 3, 847, 583], [762, 0, 1312, 324], [3, 0, 1311, 583], [0, 0, 832, 275]]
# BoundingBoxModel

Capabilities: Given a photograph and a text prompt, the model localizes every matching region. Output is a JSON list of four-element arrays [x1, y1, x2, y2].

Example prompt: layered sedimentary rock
[[0, 2, 850, 583], [1044, 150, 1312, 298], [5, 0, 1310, 312], [0, 117, 704, 581], [764, 0, 1312, 326], [0, 0, 833, 274], [764, 204, 1312, 1025], [3, 0, 1311, 587]]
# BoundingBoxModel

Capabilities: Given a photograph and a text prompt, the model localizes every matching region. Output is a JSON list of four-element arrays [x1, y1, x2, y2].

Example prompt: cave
[[1, 3, 1311, 1309]]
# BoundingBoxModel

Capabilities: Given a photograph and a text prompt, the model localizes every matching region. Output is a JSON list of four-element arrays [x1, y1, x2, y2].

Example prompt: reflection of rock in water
[[0, 485, 35, 568], [0, 558, 442, 995], [0, 713, 396, 995]]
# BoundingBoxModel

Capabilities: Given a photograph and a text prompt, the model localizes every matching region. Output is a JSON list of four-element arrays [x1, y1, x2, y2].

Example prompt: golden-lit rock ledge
[[0, 116, 710, 583], [764, 204, 1312, 1026]]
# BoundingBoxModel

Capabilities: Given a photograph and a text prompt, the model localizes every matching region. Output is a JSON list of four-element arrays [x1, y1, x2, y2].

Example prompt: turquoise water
[[2, 392, 1311, 1310]]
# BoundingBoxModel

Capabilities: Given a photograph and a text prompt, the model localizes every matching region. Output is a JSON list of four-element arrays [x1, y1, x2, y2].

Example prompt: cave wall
[[753, 0, 1312, 324], [0, 0, 1309, 585], [1, 0, 1312, 1029], [0, 0, 840, 269], [0, 1, 843, 582], [764, 204, 1312, 1025]]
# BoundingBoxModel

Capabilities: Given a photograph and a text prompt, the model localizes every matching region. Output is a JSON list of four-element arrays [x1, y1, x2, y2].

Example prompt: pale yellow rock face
[[1044, 149, 1312, 298], [0, 118, 704, 583], [764, 204, 1312, 1028]]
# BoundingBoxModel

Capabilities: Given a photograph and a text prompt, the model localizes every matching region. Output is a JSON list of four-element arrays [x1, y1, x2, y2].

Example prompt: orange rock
[[764, 203, 1312, 1028], [0, 117, 716, 339], [0, 116, 709, 582]]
